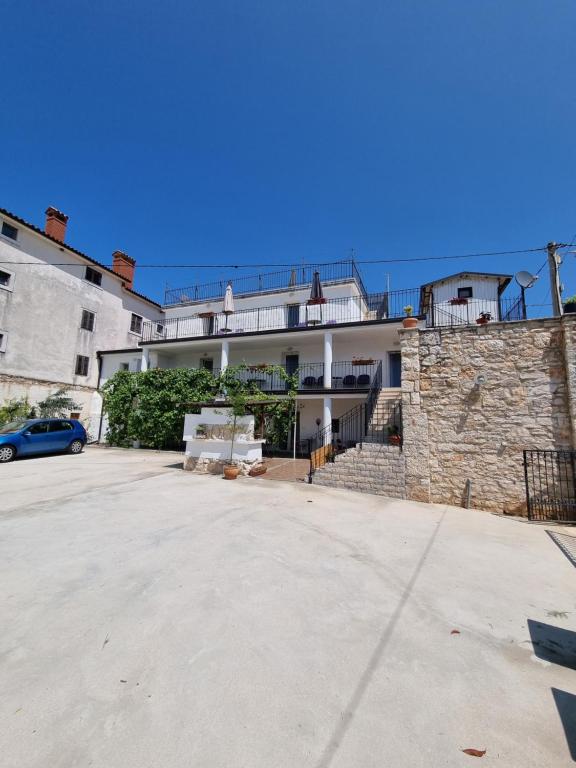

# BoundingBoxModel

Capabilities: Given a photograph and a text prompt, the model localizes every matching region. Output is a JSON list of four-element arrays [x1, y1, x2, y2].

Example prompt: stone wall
[[400, 316, 576, 513]]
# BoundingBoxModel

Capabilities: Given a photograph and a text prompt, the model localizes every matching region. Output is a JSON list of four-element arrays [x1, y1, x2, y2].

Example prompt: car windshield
[[0, 420, 31, 434]]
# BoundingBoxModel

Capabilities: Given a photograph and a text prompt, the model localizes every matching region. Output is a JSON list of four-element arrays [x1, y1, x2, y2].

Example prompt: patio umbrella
[[307, 271, 326, 305], [223, 282, 234, 331]]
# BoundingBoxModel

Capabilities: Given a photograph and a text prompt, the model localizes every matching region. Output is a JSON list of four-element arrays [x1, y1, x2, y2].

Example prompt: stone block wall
[[400, 316, 576, 513]]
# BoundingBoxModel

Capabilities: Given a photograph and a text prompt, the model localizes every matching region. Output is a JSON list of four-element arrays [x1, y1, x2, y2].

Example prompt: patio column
[[141, 347, 150, 372], [323, 397, 332, 444], [323, 331, 332, 388], [220, 339, 230, 372]]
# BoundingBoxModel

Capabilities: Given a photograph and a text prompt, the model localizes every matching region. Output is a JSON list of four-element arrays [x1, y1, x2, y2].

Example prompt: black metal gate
[[523, 450, 576, 523]]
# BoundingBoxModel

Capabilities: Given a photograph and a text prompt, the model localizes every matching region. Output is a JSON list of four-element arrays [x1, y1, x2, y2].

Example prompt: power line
[[0, 245, 550, 270]]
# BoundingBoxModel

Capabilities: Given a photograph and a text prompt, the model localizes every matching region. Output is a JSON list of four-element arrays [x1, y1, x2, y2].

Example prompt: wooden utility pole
[[547, 241, 563, 316]]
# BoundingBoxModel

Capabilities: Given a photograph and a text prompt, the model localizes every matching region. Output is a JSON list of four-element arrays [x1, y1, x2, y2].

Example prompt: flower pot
[[223, 465, 240, 480], [307, 298, 327, 305], [352, 359, 375, 366], [388, 434, 402, 446], [476, 318, 489, 325], [402, 317, 418, 329]]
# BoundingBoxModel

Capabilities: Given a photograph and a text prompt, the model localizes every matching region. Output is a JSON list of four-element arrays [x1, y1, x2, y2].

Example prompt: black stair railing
[[308, 362, 402, 480]]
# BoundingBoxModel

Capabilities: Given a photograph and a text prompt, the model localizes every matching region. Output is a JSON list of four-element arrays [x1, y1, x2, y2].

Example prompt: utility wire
[[0, 245, 551, 269]]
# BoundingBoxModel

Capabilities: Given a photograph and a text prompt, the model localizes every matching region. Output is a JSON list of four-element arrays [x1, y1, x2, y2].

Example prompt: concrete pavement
[[1, 446, 575, 767]]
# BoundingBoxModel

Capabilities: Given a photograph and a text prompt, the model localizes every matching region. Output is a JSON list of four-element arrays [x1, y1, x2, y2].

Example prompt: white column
[[323, 331, 333, 389], [220, 339, 230, 372], [323, 397, 332, 444], [141, 347, 150, 372]]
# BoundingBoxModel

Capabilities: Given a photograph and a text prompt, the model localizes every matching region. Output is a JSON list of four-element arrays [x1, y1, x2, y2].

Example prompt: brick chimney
[[45, 206, 69, 242], [112, 250, 136, 289]]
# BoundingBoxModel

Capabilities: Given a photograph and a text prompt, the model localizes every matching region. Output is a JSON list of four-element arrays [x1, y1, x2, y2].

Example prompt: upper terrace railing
[[427, 296, 526, 328], [143, 290, 527, 342], [208, 361, 380, 392], [164, 260, 368, 306], [143, 289, 421, 342]]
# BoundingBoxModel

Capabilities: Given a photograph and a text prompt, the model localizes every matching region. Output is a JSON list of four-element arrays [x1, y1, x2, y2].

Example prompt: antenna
[[515, 271, 538, 289]]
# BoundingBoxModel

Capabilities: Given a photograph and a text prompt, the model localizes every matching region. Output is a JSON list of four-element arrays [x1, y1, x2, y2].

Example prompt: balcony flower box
[[198, 311, 215, 319], [449, 297, 468, 306], [248, 363, 269, 372], [307, 297, 327, 305], [352, 358, 375, 366]]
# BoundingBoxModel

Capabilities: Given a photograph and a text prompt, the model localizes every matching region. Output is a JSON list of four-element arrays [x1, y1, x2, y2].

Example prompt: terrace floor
[[1, 446, 575, 767]]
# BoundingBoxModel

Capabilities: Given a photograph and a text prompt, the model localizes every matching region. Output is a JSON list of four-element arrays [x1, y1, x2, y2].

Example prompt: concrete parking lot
[[1, 446, 575, 767]]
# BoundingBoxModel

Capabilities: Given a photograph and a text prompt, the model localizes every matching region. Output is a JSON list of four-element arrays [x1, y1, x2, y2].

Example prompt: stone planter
[[402, 317, 418, 329], [223, 464, 240, 480]]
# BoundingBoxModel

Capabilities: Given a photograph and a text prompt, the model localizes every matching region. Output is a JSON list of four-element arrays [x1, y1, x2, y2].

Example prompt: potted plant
[[476, 311, 492, 325], [402, 305, 418, 329], [387, 425, 402, 446], [563, 295, 576, 314], [449, 297, 468, 306], [221, 388, 254, 480]]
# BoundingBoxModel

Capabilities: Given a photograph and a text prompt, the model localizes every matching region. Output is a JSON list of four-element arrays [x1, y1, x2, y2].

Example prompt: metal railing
[[523, 449, 576, 522], [164, 261, 365, 306], [208, 361, 379, 392], [427, 296, 525, 328], [143, 289, 422, 341], [308, 362, 402, 478]]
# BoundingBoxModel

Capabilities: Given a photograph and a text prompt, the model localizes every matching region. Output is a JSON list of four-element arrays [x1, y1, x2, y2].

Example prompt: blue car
[[0, 418, 87, 463]]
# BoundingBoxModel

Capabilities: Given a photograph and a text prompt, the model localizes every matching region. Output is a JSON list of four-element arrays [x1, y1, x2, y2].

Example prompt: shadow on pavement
[[528, 619, 576, 671], [552, 688, 576, 762]]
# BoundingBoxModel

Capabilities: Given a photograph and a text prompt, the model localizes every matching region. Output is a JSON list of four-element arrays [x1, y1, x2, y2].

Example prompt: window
[[458, 286, 473, 299], [85, 266, 102, 286], [49, 420, 74, 433], [80, 310, 95, 332], [0, 332, 5, 352], [331, 418, 340, 433], [1, 222, 18, 241], [120, 362, 129, 371], [28, 422, 49, 435], [75, 355, 89, 376], [0, 269, 13, 290], [200, 358, 214, 372], [130, 313, 143, 335]]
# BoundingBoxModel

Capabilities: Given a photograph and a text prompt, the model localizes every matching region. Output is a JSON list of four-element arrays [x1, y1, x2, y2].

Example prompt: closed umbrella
[[307, 271, 326, 305], [223, 282, 234, 331]]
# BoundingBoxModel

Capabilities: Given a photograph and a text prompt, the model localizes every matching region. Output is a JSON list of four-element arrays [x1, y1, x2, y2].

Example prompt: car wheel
[[69, 439, 84, 455], [0, 445, 16, 463]]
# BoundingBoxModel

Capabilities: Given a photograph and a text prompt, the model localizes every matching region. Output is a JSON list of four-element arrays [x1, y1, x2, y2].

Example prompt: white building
[[0, 206, 163, 436], [98, 264, 422, 451], [419, 272, 521, 327]]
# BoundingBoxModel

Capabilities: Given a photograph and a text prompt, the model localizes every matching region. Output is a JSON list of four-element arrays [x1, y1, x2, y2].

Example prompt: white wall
[[0, 214, 163, 419], [428, 276, 502, 325]]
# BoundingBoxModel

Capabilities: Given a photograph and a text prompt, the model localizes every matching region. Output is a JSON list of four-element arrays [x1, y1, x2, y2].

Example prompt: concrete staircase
[[311, 392, 405, 498]]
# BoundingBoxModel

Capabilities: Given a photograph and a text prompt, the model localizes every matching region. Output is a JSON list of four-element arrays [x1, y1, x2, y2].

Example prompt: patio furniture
[[302, 376, 317, 387], [357, 374, 371, 387], [316, 375, 324, 387], [342, 374, 357, 387]]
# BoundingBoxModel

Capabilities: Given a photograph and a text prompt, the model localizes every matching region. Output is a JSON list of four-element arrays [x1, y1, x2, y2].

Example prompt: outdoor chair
[[302, 376, 317, 387], [357, 374, 370, 387], [342, 374, 357, 387], [316, 375, 324, 387]]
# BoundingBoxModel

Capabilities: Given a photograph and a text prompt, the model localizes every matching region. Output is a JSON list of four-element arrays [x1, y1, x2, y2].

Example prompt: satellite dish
[[515, 271, 538, 289]]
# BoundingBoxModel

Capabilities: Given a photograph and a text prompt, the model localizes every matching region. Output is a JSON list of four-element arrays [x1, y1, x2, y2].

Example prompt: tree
[[37, 389, 81, 418]]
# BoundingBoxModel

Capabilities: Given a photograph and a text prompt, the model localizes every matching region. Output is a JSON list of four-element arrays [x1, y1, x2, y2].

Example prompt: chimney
[[45, 206, 69, 242], [112, 250, 136, 289]]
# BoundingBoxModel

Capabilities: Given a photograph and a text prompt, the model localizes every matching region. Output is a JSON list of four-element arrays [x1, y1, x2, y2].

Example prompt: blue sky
[[1, 1, 575, 310]]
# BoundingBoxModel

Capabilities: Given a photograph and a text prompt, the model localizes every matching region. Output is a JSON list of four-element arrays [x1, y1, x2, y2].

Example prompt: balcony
[[208, 360, 381, 393], [142, 289, 421, 342], [427, 295, 526, 327], [164, 260, 368, 306]]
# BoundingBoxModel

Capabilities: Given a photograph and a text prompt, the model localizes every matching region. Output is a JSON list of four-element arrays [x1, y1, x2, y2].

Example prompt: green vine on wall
[[101, 364, 299, 451]]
